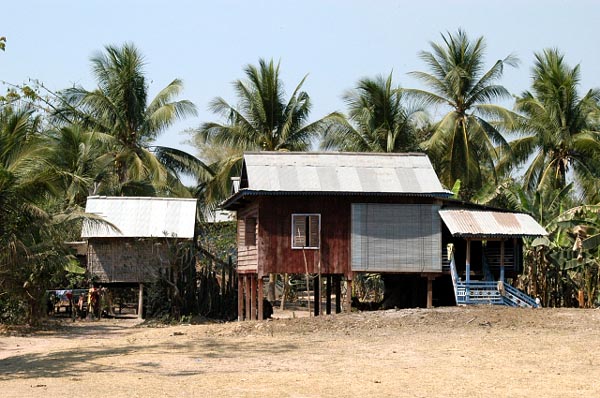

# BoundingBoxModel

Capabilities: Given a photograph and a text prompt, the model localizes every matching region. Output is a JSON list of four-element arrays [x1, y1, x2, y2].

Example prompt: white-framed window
[[291, 214, 320, 249]]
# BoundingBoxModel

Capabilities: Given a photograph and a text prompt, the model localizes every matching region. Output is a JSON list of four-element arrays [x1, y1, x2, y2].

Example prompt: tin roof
[[242, 152, 450, 194], [439, 209, 547, 238], [82, 196, 197, 239]]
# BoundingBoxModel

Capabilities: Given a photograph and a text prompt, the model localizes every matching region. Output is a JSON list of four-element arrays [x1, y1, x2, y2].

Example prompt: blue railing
[[455, 281, 504, 305], [503, 283, 539, 308], [449, 251, 538, 308]]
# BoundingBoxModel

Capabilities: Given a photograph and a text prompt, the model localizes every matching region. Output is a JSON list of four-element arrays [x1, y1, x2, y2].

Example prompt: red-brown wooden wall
[[235, 195, 441, 277]]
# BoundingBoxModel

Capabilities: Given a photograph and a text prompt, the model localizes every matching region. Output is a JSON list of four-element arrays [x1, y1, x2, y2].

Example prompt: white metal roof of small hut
[[439, 209, 547, 238], [82, 196, 197, 239], [240, 152, 452, 195]]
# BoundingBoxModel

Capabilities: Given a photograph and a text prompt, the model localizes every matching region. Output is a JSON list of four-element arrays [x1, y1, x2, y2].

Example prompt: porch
[[439, 209, 547, 308]]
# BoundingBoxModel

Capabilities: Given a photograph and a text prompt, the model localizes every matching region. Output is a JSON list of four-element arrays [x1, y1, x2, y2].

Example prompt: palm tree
[[195, 58, 334, 203], [406, 29, 518, 199], [503, 49, 600, 199], [0, 106, 72, 323], [320, 72, 421, 153], [58, 43, 199, 195], [43, 125, 114, 206], [195, 58, 334, 301]]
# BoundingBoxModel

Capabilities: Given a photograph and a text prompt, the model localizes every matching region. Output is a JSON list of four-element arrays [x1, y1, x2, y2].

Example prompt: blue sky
[[2, 0, 599, 156]]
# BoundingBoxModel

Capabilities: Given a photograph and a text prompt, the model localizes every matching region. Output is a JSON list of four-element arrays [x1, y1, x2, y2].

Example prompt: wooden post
[[138, 283, 144, 319], [426, 276, 433, 309], [238, 276, 244, 321], [344, 277, 352, 313], [314, 275, 320, 316], [326, 275, 332, 315], [465, 239, 471, 303], [250, 275, 256, 320], [500, 239, 505, 282], [578, 290, 585, 308], [258, 276, 264, 321], [335, 275, 342, 314], [317, 258, 323, 316], [244, 275, 251, 321]]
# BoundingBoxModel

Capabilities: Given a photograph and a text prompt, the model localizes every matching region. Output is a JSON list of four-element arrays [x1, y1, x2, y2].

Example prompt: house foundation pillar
[[314, 276, 320, 316], [500, 240, 505, 282], [335, 275, 342, 314], [250, 275, 256, 320], [138, 283, 144, 319], [326, 275, 332, 315], [465, 239, 471, 303], [244, 276, 251, 320], [426, 276, 433, 309], [238, 276, 244, 321], [258, 277, 264, 320], [344, 277, 352, 313]]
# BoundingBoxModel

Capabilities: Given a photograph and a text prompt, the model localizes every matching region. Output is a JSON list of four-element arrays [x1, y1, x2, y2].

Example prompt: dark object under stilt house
[[221, 152, 547, 321], [81, 196, 198, 318]]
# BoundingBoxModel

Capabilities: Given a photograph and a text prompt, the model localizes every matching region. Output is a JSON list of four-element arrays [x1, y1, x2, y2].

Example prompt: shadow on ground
[[0, 329, 299, 379]]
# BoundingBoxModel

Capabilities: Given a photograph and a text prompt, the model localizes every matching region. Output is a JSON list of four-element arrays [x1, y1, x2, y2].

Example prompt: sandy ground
[[1, 306, 599, 398]]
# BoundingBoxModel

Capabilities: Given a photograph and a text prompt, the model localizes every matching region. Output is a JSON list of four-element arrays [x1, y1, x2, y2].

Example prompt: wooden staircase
[[449, 254, 538, 308]]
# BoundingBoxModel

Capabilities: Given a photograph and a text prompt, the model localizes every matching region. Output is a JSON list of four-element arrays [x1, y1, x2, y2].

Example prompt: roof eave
[[220, 189, 453, 210], [449, 233, 548, 239]]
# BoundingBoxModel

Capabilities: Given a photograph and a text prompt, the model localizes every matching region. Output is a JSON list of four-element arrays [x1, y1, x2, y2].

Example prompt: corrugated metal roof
[[242, 152, 451, 196], [439, 209, 547, 238], [82, 196, 197, 238]]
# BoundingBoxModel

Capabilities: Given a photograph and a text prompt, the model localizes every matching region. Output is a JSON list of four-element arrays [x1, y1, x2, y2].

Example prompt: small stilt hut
[[81, 196, 197, 318]]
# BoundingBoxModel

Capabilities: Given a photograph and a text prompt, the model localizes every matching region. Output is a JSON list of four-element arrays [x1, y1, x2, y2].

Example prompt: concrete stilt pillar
[[345, 277, 353, 313], [426, 276, 433, 309]]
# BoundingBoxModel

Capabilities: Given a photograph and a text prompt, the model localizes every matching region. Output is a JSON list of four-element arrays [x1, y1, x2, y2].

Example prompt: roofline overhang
[[448, 233, 545, 239], [220, 189, 453, 210], [439, 205, 548, 238]]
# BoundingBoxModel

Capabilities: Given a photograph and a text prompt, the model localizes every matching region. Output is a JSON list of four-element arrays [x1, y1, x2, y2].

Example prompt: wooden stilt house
[[221, 152, 546, 320], [81, 196, 197, 317]]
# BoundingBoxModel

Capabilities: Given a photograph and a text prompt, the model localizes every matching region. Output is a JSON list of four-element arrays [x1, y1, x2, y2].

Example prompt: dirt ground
[[1, 306, 599, 398]]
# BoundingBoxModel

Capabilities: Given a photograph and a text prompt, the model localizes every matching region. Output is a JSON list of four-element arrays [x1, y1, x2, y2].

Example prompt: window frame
[[291, 213, 321, 250]]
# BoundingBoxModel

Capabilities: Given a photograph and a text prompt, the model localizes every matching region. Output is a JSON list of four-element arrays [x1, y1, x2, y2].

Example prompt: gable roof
[[82, 196, 197, 239], [222, 152, 451, 209], [439, 209, 547, 238]]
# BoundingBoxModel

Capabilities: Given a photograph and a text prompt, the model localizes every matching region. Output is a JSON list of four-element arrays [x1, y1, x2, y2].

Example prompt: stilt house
[[222, 152, 547, 320], [81, 196, 197, 316]]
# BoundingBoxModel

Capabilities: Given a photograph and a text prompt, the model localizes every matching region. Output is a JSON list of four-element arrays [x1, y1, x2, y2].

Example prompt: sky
[[2, 0, 599, 157]]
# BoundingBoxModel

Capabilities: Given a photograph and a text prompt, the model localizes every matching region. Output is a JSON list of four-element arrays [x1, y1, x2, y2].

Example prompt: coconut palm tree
[[406, 29, 518, 199], [195, 58, 334, 203], [320, 72, 421, 153], [43, 125, 114, 206], [0, 106, 71, 323], [503, 49, 600, 199], [195, 58, 335, 301], [58, 43, 199, 195]]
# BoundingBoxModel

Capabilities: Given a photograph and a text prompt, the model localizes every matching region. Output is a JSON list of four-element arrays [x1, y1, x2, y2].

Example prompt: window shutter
[[309, 215, 320, 247], [351, 204, 441, 272], [245, 217, 256, 246], [293, 216, 306, 247]]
